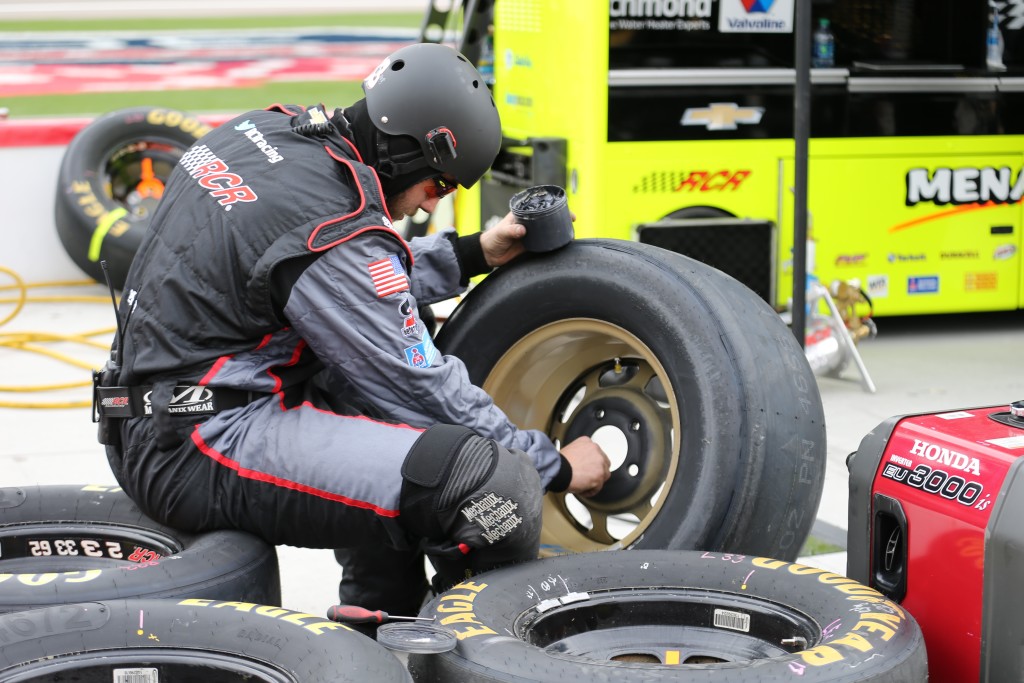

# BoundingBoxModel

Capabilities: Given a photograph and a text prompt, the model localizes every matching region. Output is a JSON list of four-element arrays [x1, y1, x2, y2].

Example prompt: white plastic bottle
[[812, 18, 835, 68], [987, 10, 1006, 71]]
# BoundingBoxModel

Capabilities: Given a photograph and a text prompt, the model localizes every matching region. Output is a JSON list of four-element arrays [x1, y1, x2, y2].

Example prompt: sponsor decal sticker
[[907, 276, 939, 294], [888, 253, 925, 263], [906, 166, 1024, 206], [503, 49, 533, 70], [368, 255, 409, 297], [965, 272, 997, 291], [363, 57, 389, 90], [609, 0, 714, 31], [835, 254, 867, 266], [994, 244, 1016, 260], [404, 332, 437, 368], [719, 0, 793, 33], [866, 275, 888, 298], [681, 105, 763, 131], [504, 93, 534, 108], [987, 435, 1024, 449], [674, 169, 751, 191], [398, 299, 422, 338], [935, 411, 974, 420]]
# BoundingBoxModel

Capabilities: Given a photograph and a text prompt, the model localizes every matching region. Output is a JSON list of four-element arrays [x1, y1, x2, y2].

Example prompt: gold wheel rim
[[481, 318, 681, 555]]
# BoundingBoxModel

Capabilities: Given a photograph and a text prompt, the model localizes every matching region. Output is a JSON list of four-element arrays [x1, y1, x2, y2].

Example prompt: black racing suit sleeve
[[442, 230, 490, 287]]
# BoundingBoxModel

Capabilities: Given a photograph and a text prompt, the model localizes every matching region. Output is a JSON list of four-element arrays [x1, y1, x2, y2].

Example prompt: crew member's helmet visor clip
[[426, 127, 458, 165]]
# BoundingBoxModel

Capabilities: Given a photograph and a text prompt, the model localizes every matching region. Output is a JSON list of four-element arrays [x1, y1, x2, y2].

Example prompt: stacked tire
[[410, 550, 928, 682], [0, 485, 410, 681]]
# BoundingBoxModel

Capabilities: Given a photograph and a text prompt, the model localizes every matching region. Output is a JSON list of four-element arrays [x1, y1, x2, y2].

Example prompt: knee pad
[[400, 424, 542, 564]]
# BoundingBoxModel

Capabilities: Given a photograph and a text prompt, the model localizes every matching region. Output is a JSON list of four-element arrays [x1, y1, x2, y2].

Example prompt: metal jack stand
[[802, 279, 877, 393]]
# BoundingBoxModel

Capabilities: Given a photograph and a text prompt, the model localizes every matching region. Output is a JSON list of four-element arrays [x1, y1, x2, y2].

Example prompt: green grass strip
[[0, 12, 423, 32], [5, 81, 368, 119]]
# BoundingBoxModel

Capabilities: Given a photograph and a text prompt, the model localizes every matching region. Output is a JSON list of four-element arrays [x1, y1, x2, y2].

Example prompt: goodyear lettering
[[800, 645, 844, 665], [433, 580, 497, 640], [906, 166, 1024, 206], [752, 557, 787, 570], [146, 109, 211, 139], [675, 170, 751, 192], [909, 439, 981, 475], [852, 612, 900, 639], [179, 599, 349, 635], [796, 611, 906, 667], [828, 631, 872, 652], [749, 557, 907, 667], [179, 145, 257, 210], [0, 570, 101, 586], [751, 558, 885, 600]]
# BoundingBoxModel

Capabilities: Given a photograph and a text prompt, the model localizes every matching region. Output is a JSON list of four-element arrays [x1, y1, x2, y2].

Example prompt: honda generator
[[847, 402, 1024, 682]]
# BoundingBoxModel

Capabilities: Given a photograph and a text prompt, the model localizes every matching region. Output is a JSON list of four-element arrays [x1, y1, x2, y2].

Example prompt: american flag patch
[[368, 255, 409, 297]]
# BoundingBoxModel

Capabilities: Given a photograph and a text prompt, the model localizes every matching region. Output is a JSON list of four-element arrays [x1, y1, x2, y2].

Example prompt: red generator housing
[[847, 403, 1024, 683]]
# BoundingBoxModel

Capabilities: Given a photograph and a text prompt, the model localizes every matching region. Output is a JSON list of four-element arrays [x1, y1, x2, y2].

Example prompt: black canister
[[509, 184, 574, 252]]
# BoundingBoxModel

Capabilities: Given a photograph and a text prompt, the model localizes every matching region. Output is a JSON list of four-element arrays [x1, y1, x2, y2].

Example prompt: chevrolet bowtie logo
[[681, 103, 765, 131]]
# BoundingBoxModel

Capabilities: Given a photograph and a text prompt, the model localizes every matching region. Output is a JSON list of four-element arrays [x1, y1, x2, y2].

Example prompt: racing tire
[[435, 239, 825, 559], [0, 598, 411, 682], [0, 485, 280, 612], [54, 106, 213, 289], [408, 550, 928, 682]]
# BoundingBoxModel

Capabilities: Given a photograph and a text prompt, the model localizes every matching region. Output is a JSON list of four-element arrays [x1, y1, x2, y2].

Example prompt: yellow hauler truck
[[431, 0, 1023, 316]]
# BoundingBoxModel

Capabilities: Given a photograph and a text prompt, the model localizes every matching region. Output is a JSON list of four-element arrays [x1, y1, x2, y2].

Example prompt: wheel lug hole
[[628, 464, 639, 477], [594, 409, 605, 420], [630, 420, 640, 432]]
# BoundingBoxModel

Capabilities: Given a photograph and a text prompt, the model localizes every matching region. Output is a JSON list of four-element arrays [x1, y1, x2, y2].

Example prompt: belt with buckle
[[93, 382, 257, 420]]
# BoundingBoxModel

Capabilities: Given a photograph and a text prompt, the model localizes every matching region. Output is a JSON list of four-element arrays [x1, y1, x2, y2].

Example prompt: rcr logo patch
[[179, 144, 258, 211]]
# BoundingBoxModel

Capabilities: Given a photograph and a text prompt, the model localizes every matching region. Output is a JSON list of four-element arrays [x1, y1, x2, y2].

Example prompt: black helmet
[[362, 43, 501, 188]]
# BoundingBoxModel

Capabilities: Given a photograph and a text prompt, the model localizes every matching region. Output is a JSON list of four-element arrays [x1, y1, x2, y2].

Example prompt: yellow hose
[[0, 266, 115, 409]]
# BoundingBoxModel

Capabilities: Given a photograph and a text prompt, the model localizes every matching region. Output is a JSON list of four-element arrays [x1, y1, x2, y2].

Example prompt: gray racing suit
[[101, 104, 564, 616]]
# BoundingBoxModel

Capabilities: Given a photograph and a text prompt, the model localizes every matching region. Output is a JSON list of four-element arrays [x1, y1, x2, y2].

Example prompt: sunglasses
[[426, 176, 457, 199]]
